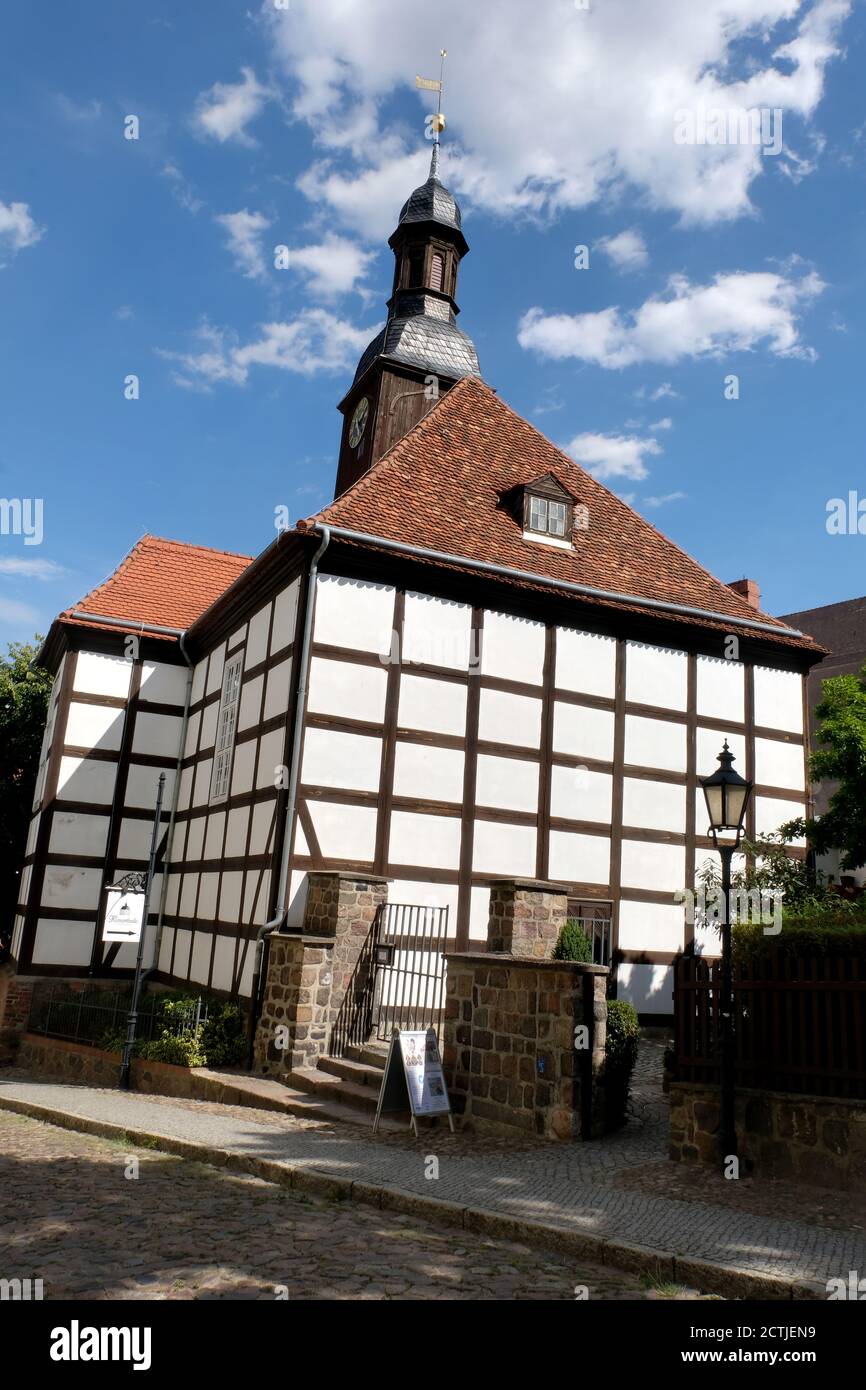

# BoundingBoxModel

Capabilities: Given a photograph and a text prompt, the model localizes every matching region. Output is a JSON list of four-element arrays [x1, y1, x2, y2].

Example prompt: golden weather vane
[[415, 48, 447, 138]]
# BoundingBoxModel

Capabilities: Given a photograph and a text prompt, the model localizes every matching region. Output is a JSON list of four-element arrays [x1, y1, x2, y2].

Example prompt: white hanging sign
[[102, 890, 144, 944]]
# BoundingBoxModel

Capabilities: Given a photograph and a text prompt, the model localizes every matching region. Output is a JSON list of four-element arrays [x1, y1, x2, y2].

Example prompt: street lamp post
[[700, 741, 753, 1171]]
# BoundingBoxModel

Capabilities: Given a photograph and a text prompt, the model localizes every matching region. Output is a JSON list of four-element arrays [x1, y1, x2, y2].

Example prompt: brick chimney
[[727, 578, 761, 611]]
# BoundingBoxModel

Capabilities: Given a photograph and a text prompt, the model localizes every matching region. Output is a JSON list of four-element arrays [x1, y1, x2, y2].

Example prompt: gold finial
[[415, 48, 448, 136]]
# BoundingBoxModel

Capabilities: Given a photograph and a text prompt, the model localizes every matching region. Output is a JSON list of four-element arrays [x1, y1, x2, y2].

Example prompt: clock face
[[348, 396, 370, 449]]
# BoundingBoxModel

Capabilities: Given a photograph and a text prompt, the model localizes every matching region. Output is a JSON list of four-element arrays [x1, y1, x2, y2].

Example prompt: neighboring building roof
[[53, 534, 252, 644], [303, 376, 822, 656]]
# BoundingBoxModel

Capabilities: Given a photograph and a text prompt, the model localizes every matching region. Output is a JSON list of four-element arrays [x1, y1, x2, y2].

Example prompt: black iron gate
[[330, 903, 448, 1057]]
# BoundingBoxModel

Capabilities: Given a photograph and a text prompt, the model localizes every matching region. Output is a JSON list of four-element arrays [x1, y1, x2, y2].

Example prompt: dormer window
[[528, 495, 568, 538]]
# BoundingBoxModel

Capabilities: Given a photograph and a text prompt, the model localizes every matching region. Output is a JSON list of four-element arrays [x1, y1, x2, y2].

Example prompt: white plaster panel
[[481, 610, 545, 685], [264, 658, 292, 722], [754, 796, 807, 844], [696, 728, 747, 780], [626, 642, 688, 711], [389, 879, 458, 933], [249, 800, 276, 856], [755, 737, 806, 792], [158, 925, 176, 974], [164, 874, 180, 916], [246, 603, 271, 668], [468, 885, 491, 942], [132, 712, 183, 760], [197, 872, 219, 919], [185, 816, 205, 863], [394, 742, 465, 803], [624, 714, 687, 773], [32, 920, 94, 967], [471, 820, 536, 877], [189, 931, 211, 986], [402, 591, 473, 671], [753, 666, 804, 734], [172, 929, 192, 978], [48, 812, 109, 858], [26, 815, 39, 857], [184, 710, 200, 759], [550, 766, 612, 824], [193, 757, 214, 806], [314, 574, 395, 656], [620, 840, 686, 892], [309, 801, 378, 861], [228, 623, 247, 652], [308, 657, 387, 724], [617, 963, 674, 1015], [117, 817, 158, 862], [204, 811, 226, 860], [56, 755, 117, 804], [211, 935, 237, 994], [42, 866, 102, 911], [73, 651, 132, 699], [397, 674, 467, 737], [125, 764, 176, 810], [176, 766, 192, 814], [206, 642, 226, 697], [477, 688, 542, 748], [139, 661, 188, 706], [552, 703, 615, 762], [555, 629, 616, 698], [294, 819, 309, 857], [475, 755, 539, 814], [548, 830, 610, 884], [622, 779, 686, 834], [238, 675, 263, 732], [617, 900, 685, 953], [696, 655, 745, 724], [301, 728, 382, 792], [190, 661, 207, 706], [65, 702, 124, 752], [244, 869, 270, 926], [229, 741, 255, 799], [179, 873, 199, 918], [390, 811, 462, 870], [272, 580, 300, 656], [219, 872, 243, 923], [19, 864, 32, 910], [227, 806, 251, 857], [199, 702, 218, 752], [256, 729, 286, 791]]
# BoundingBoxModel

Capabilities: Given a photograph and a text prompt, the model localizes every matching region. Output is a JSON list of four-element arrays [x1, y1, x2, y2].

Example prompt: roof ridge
[[138, 533, 254, 561]]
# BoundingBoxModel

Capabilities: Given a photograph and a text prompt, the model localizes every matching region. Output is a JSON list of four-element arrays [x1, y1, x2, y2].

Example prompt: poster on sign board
[[373, 1028, 454, 1135]]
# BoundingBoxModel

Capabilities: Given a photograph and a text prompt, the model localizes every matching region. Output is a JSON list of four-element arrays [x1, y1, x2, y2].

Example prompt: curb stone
[[0, 1094, 824, 1301]]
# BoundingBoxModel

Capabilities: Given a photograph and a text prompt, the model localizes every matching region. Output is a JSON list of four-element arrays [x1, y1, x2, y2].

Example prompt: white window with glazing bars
[[209, 655, 243, 804]]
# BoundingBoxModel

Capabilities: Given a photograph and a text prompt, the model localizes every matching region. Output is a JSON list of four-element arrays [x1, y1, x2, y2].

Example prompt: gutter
[[70, 611, 187, 637], [245, 525, 331, 1069], [310, 525, 805, 641]]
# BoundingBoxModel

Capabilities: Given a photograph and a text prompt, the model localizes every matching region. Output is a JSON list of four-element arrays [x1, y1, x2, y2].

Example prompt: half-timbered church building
[[12, 145, 823, 1026]]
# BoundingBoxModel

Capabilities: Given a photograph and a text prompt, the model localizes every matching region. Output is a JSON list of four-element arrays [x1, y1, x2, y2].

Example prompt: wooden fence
[[674, 952, 866, 1100]]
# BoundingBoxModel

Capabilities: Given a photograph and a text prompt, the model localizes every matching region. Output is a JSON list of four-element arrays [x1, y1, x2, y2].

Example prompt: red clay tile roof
[[61, 534, 252, 637], [304, 377, 820, 654]]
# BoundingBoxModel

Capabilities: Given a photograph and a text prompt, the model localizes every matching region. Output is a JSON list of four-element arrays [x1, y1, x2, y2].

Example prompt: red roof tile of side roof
[[304, 377, 821, 654], [61, 534, 252, 636]]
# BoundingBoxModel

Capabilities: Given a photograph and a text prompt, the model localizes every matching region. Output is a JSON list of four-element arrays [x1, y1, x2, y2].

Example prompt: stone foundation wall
[[253, 872, 390, 1079], [0, 966, 37, 1065], [443, 953, 608, 1139], [670, 1081, 866, 1189]]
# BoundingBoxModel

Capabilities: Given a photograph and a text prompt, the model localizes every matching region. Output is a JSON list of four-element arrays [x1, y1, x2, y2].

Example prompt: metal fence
[[27, 986, 208, 1050], [674, 951, 866, 1100]]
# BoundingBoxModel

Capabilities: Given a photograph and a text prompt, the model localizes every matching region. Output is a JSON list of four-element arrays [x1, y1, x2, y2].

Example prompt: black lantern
[[701, 741, 752, 846]]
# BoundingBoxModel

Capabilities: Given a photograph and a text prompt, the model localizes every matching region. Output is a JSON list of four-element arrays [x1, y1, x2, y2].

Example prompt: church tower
[[333, 141, 480, 498]]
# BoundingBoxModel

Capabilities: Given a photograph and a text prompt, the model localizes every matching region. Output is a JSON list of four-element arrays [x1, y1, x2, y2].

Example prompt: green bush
[[733, 915, 866, 965], [552, 918, 593, 963], [604, 999, 640, 1130], [138, 1030, 207, 1068], [200, 1002, 246, 1066]]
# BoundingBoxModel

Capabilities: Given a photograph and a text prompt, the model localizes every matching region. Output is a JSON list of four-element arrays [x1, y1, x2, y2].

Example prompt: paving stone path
[[2, 1041, 864, 1292], [0, 1109, 707, 1301]]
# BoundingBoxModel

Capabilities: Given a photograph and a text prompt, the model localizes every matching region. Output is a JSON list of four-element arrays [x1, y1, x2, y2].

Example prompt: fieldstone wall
[[670, 1081, 866, 1190], [0, 966, 37, 1065], [254, 871, 390, 1079], [487, 879, 568, 959], [443, 955, 608, 1139]]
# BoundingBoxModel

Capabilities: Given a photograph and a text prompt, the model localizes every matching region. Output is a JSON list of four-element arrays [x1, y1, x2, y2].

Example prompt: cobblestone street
[[0, 1110, 709, 1301]]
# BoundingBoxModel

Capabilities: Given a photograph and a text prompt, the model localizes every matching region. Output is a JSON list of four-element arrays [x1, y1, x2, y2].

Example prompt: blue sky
[[1, 0, 864, 647]]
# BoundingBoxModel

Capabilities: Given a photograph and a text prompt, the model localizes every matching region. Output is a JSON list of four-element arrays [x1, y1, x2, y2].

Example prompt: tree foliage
[[0, 640, 53, 950], [803, 663, 866, 871]]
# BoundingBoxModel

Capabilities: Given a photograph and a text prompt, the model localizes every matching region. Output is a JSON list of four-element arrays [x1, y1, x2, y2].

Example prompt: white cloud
[[289, 236, 376, 297], [216, 209, 272, 280], [158, 312, 378, 390], [162, 162, 204, 214], [265, 0, 851, 235], [0, 557, 65, 580], [643, 491, 687, 507], [0, 596, 40, 624], [564, 431, 663, 482], [641, 382, 680, 401], [56, 95, 103, 122], [518, 268, 825, 369], [597, 228, 648, 271], [0, 200, 44, 263], [193, 66, 270, 147], [649, 416, 673, 430]]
